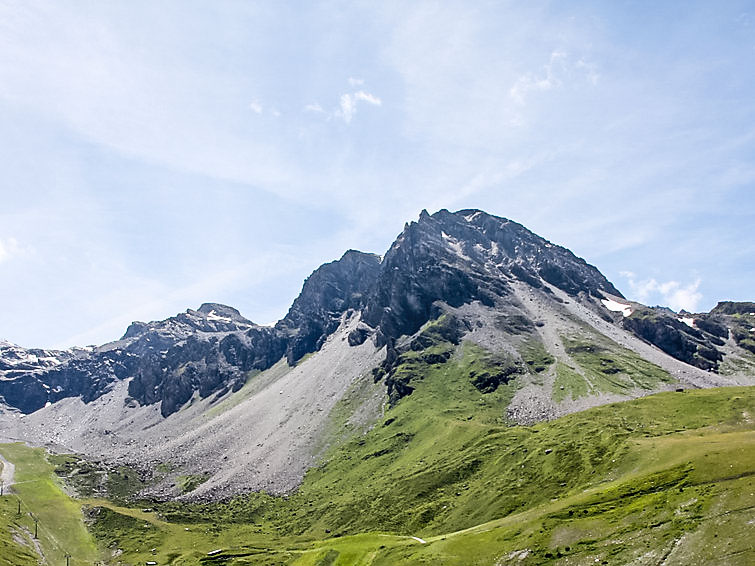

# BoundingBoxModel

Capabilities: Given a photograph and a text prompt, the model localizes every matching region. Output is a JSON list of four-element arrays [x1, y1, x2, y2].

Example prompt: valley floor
[[1, 386, 754, 566]]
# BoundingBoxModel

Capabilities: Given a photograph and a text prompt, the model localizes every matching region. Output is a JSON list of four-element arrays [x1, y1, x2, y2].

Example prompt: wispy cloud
[[576, 59, 600, 86], [336, 90, 382, 123], [0, 238, 24, 264], [509, 50, 599, 104], [249, 100, 263, 114], [510, 50, 567, 104], [621, 272, 703, 312], [304, 102, 325, 113], [306, 85, 382, 123]]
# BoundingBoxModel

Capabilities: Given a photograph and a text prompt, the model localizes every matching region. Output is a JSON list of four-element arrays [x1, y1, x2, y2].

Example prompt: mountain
[[1, 209, 754, 500]]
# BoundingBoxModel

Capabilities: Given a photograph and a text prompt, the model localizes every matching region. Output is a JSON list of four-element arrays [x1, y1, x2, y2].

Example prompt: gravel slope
[[0, 314, 384, 498]]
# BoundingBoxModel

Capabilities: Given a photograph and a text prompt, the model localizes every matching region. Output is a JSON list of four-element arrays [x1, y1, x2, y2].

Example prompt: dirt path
[[0, 452, 15, 492]]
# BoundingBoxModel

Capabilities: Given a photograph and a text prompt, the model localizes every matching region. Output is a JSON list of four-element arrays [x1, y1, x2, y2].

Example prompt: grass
[[0, 496, 38, 566], [176, 474, 210, 494], [0, 443, 99, 566], [520, 337, 555, 376], [1, 378, 753, 564], [80, 386, 755, 565], [561, 334, 674, 395], [553, 361, 589, 402]]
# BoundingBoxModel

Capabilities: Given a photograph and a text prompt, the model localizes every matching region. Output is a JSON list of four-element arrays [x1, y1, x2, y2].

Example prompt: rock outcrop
[[275, 250, 381, 364]]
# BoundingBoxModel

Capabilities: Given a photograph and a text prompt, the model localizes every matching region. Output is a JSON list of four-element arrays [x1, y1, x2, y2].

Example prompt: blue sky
[[1, 1, 754, 349]]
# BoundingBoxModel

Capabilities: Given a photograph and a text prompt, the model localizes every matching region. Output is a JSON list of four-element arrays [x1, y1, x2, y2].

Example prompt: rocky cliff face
[[620, 307, 727, 371], [0, 249, 382, 417], [276, 250, 381, 364], [123, 305, 287, 416], [0, 305, 286, 417], [361, 209, 621, 346], [0, 340, 78, 412]]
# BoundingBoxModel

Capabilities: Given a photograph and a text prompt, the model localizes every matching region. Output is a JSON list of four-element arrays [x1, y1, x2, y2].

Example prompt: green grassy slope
[[1, 360, 753, 565], [0, 496, 38, 566], [0, 443, 99, 566], [83, 385, 755, 565]]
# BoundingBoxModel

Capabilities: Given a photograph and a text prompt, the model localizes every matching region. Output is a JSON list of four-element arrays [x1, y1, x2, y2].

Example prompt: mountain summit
[[1, 208, 753, 497]]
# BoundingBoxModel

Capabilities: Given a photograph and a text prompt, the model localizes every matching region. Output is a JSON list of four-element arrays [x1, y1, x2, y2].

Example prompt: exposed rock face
[[709, 302, 755, 355], [1, 306, 286, 417], [0, 249, 382, 417], [276, 250, 381, 364], [622, 308, 724, 371], [361, 209, 621, 345], [0, 340, 78, 413]]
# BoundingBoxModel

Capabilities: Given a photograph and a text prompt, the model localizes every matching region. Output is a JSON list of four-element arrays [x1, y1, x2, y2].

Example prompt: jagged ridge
[[1, 209, 752, 419]]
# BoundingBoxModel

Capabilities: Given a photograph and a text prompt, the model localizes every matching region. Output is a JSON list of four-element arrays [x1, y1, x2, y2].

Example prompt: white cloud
[[338, 93, 356, 123], [510, 50, 567, 104], [348, 77, 364, 86], [305, 88, 381, 123], [510, 50, 599, 104], [249, 100, 263, 114], [622, 274, 703, 312], [335, 90, 382, 123], [354, 90, 381, 106], [0, 238, 22, 264]]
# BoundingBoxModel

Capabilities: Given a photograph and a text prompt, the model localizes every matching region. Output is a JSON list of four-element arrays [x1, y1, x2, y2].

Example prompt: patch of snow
[[679, 317, 695, 328], [464, 211, 481, 222], [44, 401, 51, 408], [441, 232, 471, 261], [750, 328, 755, 332], [410, 536, 427, 544], [206, 310, 232, 323], [601, 298, 633, 317]]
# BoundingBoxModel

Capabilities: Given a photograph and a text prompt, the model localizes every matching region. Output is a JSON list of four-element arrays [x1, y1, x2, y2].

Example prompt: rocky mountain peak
[[276, 249, 381, 364], [196, 303, 244, 318], [362, 208, 621, 345]]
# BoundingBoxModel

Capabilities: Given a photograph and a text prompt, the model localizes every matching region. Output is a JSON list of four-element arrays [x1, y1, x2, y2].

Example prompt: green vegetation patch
[[561, 334, 674, 394], [553, 361, 589, 402], [520, 337, 555, 375], [176, 473, 210, 494], [50, 453, 107, 498], [105, 464, 151, 502], [85, 505, 165, 555]]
